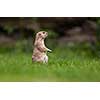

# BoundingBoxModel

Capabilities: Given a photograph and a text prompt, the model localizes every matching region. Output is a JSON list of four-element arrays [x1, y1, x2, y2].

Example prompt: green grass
[[0, 45, 100, 82]]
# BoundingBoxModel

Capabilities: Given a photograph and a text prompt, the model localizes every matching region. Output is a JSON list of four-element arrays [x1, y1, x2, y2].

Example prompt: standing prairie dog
[[32, 31, 52, 63]]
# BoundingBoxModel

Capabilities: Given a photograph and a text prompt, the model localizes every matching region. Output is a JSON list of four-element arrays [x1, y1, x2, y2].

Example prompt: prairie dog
[[32, 31, 52, 63]]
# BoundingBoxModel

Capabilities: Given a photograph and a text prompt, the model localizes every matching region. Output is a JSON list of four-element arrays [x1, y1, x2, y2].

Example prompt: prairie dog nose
[[46, 32, 48, 35]]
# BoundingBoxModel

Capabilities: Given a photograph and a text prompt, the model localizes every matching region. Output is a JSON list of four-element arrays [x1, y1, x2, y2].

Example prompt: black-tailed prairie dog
[[32, 31, 52, 63]]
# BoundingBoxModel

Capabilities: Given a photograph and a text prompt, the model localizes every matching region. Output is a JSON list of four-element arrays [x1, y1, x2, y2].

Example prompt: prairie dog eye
[[42, 31, 45, 34]]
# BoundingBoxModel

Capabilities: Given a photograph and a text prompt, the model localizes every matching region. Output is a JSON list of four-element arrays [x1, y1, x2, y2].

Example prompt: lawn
[[0, 45, 100, 82]]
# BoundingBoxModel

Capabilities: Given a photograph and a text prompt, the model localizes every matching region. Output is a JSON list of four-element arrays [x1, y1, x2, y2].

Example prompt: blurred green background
[[1, 17, 100, 81], [0, 17, 100, 55]]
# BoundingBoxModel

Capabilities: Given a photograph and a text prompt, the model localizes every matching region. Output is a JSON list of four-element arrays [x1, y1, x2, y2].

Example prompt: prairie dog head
[[36, 31, 48, 40]]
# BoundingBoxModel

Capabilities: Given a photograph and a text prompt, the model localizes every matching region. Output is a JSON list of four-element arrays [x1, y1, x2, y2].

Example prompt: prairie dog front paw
[[47, 48, 52, 52]]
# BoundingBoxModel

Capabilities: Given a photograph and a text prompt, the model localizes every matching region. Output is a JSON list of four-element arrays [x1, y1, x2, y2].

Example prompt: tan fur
[[32, 31, 51, 63]]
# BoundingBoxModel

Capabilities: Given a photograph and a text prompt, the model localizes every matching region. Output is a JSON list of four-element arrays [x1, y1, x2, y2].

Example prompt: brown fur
[[32, 31, 51, 63]]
